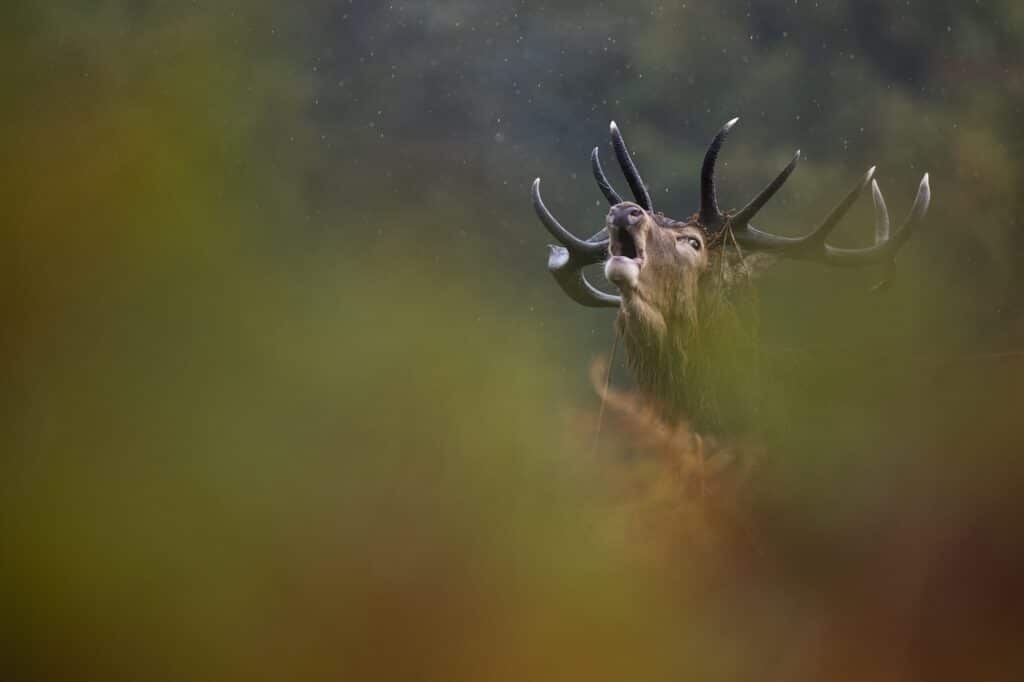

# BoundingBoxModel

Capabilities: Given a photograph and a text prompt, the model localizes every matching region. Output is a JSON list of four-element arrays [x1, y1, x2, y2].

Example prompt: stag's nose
[[609, 203, 645, 231]]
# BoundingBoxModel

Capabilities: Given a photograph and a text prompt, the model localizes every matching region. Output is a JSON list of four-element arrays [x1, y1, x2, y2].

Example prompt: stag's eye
[[678, 235, 702, 251]]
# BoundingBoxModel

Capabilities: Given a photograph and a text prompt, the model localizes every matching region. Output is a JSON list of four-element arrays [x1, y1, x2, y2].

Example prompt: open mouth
[[608, 228, 645, 267]]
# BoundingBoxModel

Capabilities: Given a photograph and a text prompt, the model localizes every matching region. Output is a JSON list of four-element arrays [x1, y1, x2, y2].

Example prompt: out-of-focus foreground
[[4, 4, 1024, 681]]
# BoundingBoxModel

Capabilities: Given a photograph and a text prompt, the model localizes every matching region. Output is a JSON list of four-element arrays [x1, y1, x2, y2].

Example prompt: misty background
[[4, 3, 1024, 681]]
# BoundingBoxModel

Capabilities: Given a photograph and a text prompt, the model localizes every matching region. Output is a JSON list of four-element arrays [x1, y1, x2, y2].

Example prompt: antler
[[531, 121, 658, 308], [591, 121, 654, 211], [530, 118, 931, 309], [701, 118, 932, 266], [530, 178, 620, 308], [699, 117, 740, 229]]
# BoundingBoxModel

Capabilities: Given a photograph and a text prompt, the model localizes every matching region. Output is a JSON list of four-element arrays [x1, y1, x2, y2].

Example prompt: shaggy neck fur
[[616, 253, 764, 435]]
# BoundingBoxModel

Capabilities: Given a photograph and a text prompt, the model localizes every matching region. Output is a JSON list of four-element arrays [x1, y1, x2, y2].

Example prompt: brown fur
[[606, 205, 768, 434], [586, 356, 763, 564]]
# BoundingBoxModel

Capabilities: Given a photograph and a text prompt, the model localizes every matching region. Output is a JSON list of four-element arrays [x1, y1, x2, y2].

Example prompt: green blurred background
[[4, 3, 1024, 680]]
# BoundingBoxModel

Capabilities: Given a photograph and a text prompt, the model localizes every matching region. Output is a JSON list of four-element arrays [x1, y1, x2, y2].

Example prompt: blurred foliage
[[4, 2, 1024, 681]]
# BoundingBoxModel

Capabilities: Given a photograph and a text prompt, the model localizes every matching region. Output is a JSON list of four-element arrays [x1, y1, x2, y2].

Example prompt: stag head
[[531, 119, 931, 433]]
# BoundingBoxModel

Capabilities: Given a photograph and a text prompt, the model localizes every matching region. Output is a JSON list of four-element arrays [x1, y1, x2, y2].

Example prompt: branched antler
[[532, 121, 656, 308], [705, 119, 932, 267], [531, 178, 619, 307], [530, 118, 931, 309]]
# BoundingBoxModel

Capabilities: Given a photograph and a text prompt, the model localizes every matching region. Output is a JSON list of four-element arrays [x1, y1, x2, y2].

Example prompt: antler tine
[[591, 147, 625, 205], [869, 173, 930, 290], [887, 173, 931, 251], [531, 178, 609, 259], [699, 117, 740, 229], [872, 179, 890, 244], [732, 166, 876, 252], [868, 179, 894, 292], [547, 245, 621, 308], [734, 168, 930, 269], [609, 121, 654, 211], [729, 150, 801, 229], [531, 178, 620, 308], [801, 166, 877, 249], [820, 172, 930, 267]]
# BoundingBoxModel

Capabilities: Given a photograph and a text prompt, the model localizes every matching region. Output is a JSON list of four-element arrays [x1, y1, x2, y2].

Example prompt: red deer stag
[[531, 119, 930, 435]]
